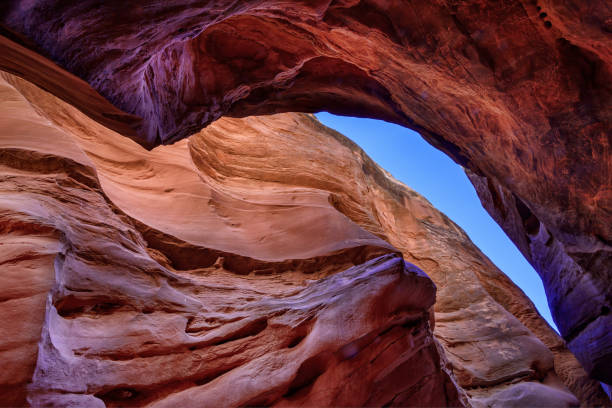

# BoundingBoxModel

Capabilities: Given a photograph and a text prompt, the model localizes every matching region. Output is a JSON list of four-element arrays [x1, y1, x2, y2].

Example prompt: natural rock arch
[[1, 0, 610, 384]]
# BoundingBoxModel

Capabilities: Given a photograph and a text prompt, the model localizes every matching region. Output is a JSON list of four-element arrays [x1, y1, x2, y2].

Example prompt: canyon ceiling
[[0, 0, 610, 407]]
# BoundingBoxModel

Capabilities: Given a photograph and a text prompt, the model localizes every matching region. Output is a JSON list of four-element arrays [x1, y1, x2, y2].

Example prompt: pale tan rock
[[0, 71, 461, 407]]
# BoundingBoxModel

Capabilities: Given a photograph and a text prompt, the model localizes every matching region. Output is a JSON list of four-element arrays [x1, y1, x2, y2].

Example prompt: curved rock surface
[[1, 0, 609, 384], [1, 70, 456, 407], [0, 46, 609, 406]]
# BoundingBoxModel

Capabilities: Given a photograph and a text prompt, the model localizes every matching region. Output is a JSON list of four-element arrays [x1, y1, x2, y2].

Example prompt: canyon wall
[[1, 0, 609, 385], [1, 39, 609, 405], [1, 69, 453, 407]]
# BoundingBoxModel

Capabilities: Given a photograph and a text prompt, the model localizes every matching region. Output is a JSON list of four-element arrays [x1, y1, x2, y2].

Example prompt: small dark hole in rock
[[536, 6, 541, 11], [194, 376, 214, 386], [283, 353, 330, 399], [288, 334, 306, 348], [194, 367, 234, 386], [514, 195, 540, 236], [602, 306, 610, 316], [212, 318, 268, 346], [402, 318, 421, 329], [91, 302, 122, 314], [96, 388, 139, 401], [539, 12, 547, 18], [544, 21, 552, 28], [56, 306, 85, 317]]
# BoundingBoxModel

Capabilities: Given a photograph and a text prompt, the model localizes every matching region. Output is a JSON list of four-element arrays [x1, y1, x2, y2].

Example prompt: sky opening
[[316, 112, 558, 331]]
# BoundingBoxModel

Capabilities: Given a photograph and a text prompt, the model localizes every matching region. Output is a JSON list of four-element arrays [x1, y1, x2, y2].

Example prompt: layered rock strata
[[468, 170, 612, 387], [1, 1, 609, 383], [0, 70, 460, 407], [1, 55, 608, 405]]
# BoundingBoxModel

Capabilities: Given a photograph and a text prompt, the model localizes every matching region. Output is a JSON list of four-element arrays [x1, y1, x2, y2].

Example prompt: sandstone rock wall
[[1, 50, 608, 404], [1, 1, 609, 382], [0, 71, 461, 407]]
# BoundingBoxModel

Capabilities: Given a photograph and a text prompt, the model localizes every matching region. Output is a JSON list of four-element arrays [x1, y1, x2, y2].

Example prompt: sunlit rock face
[[0, 69, 457, 407], [1, 0, 610, 385], [1, 38, 610, 405]]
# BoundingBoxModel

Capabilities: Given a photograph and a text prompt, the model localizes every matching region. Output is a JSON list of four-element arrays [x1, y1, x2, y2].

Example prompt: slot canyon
[[0, 1, 610, 407]]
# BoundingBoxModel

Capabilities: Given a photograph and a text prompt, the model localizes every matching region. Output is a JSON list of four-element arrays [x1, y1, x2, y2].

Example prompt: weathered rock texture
[[0, 0, 610, 385], [468, 170, 612, 388], [1, 70, 456, 407], [1, 40, 609, 405]]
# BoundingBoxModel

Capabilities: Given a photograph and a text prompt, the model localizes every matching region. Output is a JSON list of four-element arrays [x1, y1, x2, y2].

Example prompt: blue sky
[[316, 112, 557, 331]]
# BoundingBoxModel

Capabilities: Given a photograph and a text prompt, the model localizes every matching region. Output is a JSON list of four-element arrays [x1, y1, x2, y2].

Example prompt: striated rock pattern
[[468, 170, 612, 388], [1, 0, 610, 384], [1, 48, 609, 406], [0, 70, 459, 407]]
